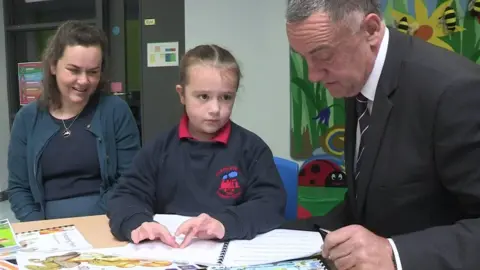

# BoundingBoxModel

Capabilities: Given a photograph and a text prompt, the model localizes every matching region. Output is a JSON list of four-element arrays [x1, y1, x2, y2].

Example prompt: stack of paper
[[0, 224, 92, 261], [0, 219, 21, 259]]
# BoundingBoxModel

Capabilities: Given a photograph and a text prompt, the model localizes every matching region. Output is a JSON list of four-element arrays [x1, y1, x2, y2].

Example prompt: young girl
[[107, 44, 286, 248]]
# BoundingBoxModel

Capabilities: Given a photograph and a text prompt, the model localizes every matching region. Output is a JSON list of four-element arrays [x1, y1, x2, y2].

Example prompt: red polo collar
[[178, 114, 231, 144]]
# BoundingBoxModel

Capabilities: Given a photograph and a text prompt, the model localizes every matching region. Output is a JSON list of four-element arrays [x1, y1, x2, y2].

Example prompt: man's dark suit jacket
[[283, 28, 480, 269]]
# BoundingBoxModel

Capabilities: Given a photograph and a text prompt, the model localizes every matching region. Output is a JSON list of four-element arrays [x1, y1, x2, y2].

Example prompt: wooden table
[[11, 216, 336, 269], [11, 215, 127, 248]]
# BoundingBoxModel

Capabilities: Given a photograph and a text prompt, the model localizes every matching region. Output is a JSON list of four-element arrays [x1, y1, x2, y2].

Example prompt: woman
[[7, 20, 141, 221]]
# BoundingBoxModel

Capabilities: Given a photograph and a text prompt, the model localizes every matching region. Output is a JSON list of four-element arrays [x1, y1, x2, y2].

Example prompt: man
[[284, 0, 480, 269]]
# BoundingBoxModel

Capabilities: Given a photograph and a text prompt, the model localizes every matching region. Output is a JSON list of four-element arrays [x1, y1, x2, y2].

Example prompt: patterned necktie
[[355, 93, 370, 181]]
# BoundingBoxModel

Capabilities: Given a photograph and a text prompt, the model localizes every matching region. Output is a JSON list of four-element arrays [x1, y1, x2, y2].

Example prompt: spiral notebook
[[124, 214, 325, 268]]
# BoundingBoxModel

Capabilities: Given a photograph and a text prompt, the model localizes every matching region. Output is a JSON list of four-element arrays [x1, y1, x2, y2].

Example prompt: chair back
[[274, 156, 299, 220]]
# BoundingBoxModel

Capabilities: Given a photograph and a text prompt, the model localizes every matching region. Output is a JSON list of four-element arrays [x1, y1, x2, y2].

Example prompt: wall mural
[[291, 0, 480, 218]]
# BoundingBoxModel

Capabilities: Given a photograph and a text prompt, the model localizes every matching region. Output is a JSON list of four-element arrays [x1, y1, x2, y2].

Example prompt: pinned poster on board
[[18, 62, 43, 106], [146, 42, 179, 67]]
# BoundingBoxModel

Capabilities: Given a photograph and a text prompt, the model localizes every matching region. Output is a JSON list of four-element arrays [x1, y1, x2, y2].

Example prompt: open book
[[123, 214, 325, 268]]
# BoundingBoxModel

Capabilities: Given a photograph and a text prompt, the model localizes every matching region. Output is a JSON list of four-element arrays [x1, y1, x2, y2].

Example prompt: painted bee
[[394, 16, 418, 35], [468, 0, 480, 23], [439, 6, 457, 34]]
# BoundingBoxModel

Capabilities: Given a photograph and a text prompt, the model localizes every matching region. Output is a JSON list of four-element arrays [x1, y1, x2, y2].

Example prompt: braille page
[[222, 229, 323, 267], [124, 237, 224, 266], [123, 214, 224, 265]]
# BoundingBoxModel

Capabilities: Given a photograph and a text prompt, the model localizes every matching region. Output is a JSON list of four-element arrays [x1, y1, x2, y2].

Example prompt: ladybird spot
[[311, 164, 320, 173]]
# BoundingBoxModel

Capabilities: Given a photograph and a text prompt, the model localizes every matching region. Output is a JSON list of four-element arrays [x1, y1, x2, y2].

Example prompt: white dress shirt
[[353, 27, 402, 270]]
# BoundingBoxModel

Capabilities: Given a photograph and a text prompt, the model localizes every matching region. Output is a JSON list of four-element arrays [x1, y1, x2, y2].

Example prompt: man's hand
[[131, 222, 179, 248], [322, 225, 395, 270], [175, 213, 225, 248]]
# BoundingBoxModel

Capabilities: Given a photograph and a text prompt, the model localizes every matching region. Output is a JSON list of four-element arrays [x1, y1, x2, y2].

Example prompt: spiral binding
[[216, 242, 230, 265], [318, 259, 329, 270]]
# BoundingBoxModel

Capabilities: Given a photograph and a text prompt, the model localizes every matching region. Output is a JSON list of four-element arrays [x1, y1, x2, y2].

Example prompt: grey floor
[[0, 200, 17, 222]]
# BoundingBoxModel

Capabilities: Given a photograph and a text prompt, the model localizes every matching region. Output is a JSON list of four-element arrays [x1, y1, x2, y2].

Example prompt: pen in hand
[[314, 224, 330, 239]]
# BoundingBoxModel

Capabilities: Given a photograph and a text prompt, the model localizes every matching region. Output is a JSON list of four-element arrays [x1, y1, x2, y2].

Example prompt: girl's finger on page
[[135, 227, 149, 243], [145, 224, 157, 241], [155, 224, 178, 248], [161, 234, 179, 248], [131, 229, 139, 244], [180, 227, 198, 248], [175, 218, 197, 236]]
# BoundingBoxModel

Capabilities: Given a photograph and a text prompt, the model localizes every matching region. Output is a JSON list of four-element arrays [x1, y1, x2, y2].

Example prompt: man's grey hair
[[286, 0, 382, 30]]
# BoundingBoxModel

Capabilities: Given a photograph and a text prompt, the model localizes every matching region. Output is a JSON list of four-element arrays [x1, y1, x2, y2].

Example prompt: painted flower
[[312, 107, 330, 125], [391, 0, 465, 51]]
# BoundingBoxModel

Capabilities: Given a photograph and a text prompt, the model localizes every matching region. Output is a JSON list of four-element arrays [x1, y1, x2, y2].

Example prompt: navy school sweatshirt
[[107, 116, 287, 242]]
